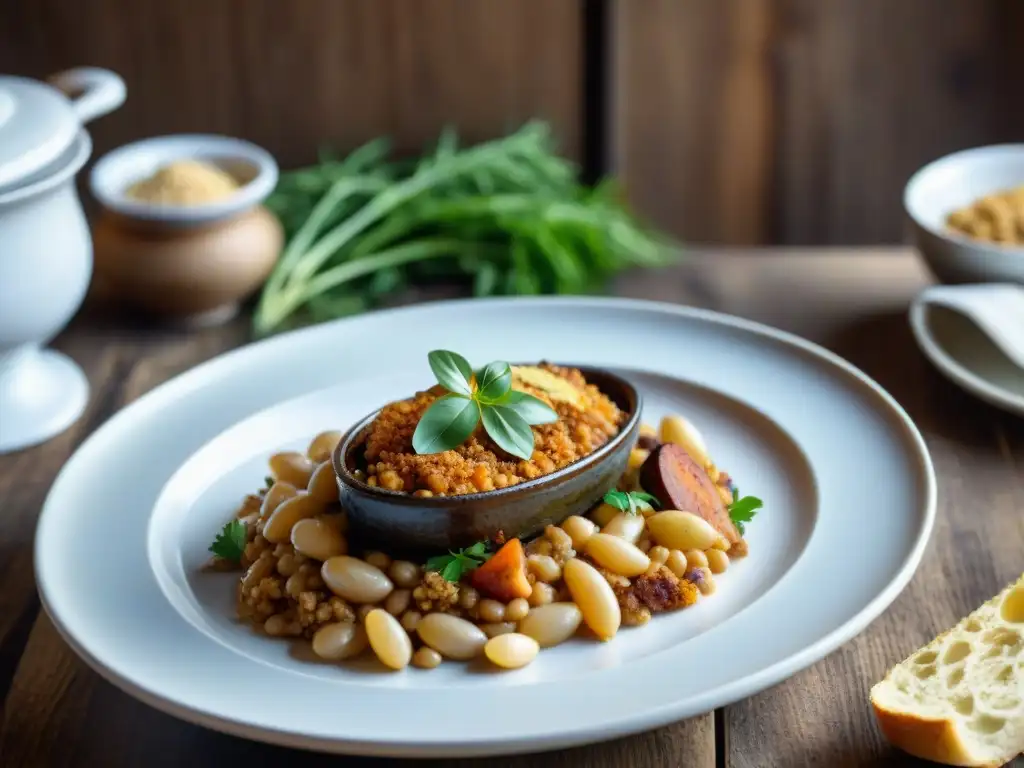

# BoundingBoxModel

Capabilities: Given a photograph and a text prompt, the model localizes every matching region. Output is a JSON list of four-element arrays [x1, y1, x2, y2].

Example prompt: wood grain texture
[[0, 0, 582, 170], [612, 0, 1024, 245]]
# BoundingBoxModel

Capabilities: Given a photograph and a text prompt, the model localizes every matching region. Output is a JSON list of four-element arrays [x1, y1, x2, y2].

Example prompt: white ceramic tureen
[[0, 67, 125, 453]]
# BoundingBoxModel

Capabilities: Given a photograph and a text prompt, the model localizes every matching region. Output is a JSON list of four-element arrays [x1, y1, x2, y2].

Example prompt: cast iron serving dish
[[332, 366, 641, 552]]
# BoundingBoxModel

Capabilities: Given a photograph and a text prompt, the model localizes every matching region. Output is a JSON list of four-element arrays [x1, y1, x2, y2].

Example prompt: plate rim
[[35, 295, 937, 756]]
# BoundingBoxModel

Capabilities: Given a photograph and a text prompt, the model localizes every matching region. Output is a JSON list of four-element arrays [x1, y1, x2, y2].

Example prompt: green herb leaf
[[481, 404, 535, 460], [264, 475, 275, 489], [475, 360, 512, 402], [412, 394, 480, 455], [729, 495, 762, 536], [427, 349, 474, 396], [603, 489, 659, 516], [209, 519, 247, 562], [425, 540, 492, 582], [501, 390, 559, 425]]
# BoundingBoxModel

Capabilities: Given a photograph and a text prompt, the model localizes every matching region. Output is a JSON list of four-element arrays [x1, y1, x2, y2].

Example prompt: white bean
[[561, 515, 597, 549], [260, 481, 297, 520], [307, 461, 340, 504], [269, 451, 315, 488], [416, 613, 487, 660], [601, 512, 647, 544], [584, 533, 651, 577], [291, 517, 347, 561], [264, 492, 321, 544], [659, 415, 710, 465], [646, 510, 720, 552], [311, 622, 368, 660], [589, 503, 621, 528], [563, 558, 621, 641], [321, 556, 393, 603], [485, 633, 540, 669], [365, 609, 412, 670], [306, 430, 342, 464], [518, 602, 583, 647]]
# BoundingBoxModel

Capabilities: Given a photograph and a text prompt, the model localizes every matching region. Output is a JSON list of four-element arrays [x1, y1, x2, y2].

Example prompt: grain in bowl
[[206, 350, 763, 671]]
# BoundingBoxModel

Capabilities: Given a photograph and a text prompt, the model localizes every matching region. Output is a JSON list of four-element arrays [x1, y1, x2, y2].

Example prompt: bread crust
[[871, 694, 1004, 768]]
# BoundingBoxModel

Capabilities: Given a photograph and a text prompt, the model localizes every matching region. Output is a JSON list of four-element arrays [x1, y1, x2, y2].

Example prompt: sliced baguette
[[870, 574, 1024, 767]]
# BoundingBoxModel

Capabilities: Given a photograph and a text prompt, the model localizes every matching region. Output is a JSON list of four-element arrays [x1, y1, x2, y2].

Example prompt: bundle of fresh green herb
[[254, 122, 672, 334]]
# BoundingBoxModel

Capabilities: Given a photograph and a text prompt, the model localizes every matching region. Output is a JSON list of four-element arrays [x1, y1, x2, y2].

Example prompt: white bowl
[[904, 144, 1024, 284], [89, 134, 278, 226]]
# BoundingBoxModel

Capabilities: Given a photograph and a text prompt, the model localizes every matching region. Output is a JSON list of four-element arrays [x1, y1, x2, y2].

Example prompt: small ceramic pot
[[89, 134, 282, 326], [332, 367, 642, 553], [0, 67, 126, 453]]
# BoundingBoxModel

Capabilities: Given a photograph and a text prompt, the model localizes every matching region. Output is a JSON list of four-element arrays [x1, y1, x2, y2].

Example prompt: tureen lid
[[0, 68, 125, 190]]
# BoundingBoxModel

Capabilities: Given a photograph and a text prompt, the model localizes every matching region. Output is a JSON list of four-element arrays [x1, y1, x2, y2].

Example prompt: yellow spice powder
[[125, 159, 239, 206]]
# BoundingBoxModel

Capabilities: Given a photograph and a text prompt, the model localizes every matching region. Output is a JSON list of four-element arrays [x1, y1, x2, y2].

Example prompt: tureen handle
[[48, 67, 126, 124]]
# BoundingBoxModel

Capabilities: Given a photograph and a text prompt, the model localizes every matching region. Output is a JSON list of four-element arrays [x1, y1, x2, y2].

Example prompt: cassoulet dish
[[208, 350, 762, 671]]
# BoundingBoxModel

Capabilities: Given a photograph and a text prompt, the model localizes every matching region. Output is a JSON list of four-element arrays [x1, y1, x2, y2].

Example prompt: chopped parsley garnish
[[209, 519, 248, 562], [425, 540, 492, 582], [729, 486, 762, 536], [603, 489, 659, 516], [264, 475, 275, 489]]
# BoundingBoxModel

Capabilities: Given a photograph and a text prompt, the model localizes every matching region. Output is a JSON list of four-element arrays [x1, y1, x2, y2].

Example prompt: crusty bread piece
[[871, 574, 1024, 767]]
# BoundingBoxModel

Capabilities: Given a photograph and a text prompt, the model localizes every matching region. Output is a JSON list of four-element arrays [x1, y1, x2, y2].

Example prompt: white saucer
[[0, 347, 89, 452], [909, 296, 1024, 416]]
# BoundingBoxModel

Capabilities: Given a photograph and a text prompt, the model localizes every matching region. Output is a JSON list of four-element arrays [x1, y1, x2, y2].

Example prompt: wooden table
[[2, 248, 1022, 767]]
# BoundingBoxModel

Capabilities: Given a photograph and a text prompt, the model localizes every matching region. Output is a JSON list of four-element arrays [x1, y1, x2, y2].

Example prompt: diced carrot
[[471, 538, 532, 601]]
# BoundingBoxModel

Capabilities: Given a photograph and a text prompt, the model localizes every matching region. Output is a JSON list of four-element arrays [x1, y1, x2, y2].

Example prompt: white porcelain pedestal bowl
[[0, 67, 125, 453], [0, 133, 93, 452]]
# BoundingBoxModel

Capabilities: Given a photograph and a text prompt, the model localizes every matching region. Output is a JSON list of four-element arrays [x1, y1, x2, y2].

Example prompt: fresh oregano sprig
[[412, 350, 558, 460]]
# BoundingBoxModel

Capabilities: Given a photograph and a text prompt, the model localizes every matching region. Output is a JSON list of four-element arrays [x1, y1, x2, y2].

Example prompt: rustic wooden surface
[[1, 248, 1022, 767], [0, 0, 582, 170], [612, 0, 1024, 244]]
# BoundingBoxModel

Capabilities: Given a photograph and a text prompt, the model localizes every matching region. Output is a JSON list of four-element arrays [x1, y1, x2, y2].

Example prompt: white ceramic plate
[[35, 297, 936, 758], [910, 297, 1024, 417]]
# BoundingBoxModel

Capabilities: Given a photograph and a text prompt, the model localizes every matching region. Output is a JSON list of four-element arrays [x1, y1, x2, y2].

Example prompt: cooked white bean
[[528, 581, 556, 607], [479, 621, 518, 638], [321, 556, 394, 603], [365, 609, 412, 670], [264, 492, 322, 544], [519, 602, 583, 647], [666, 549, 689, 577], [478, 599, 506, 623], [412, 646, 442, 669], [388, 560, 421, 589], [561, 515, 597, 549], [527, 554, 561, 583], [505, 597, 530, 622], [646, 510, 720, 552], [584, 533, 651, 577], [260, 481, 297, 520], [589, 502, 621, 528], [241, 552, 275, 593], [659, 415, 710, 465], [364, 551, 392, 571], [417, 613, 487, 660], [306, 430, 342, 463], [627, 447, 649, 471], [311, 622, 368, 660], [706, 548, 729, 574], [269, 451, 315, 488], [291, 517, 347, 561], [563, 558, 621, 641], [399, 610, 422, 633], [648, 545, 670, 566], [601, 512, 646, 544], [684, 548, 709, 569], [307, 461, 340, 504], [485, 633, 540, 670], [384, 589, 411, 616]]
